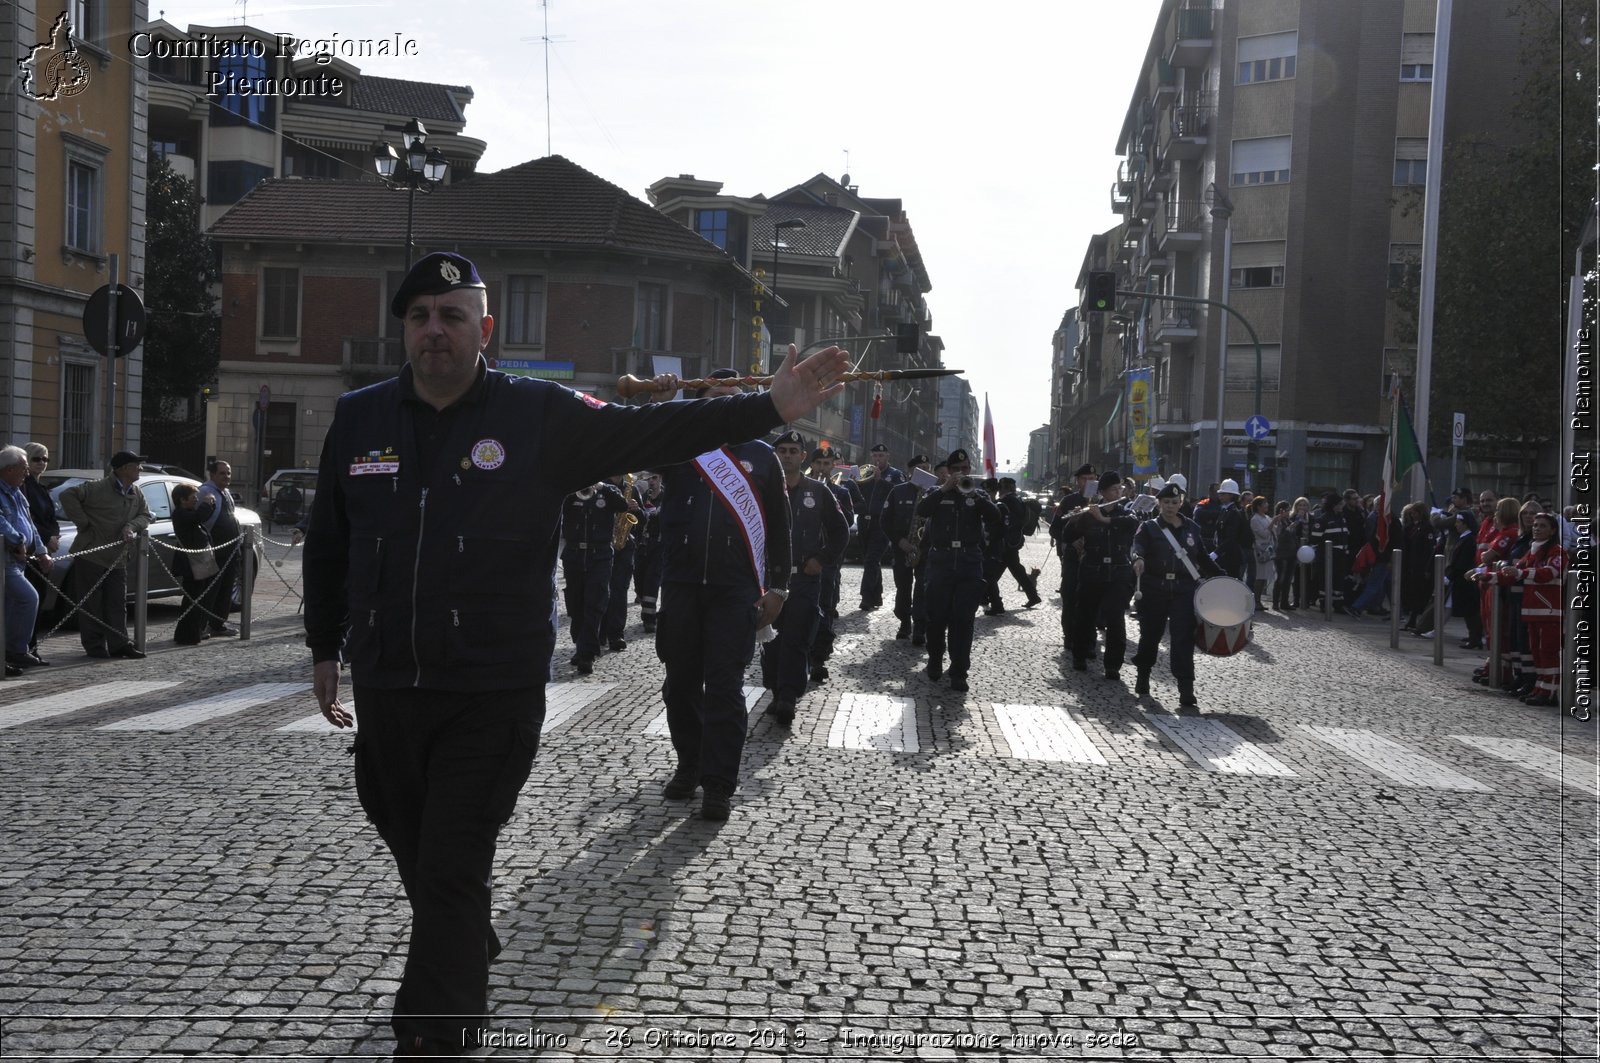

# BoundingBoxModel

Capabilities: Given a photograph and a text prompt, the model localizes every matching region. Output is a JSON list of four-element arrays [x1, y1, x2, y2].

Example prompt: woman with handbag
[[171, 484, 220, 646]]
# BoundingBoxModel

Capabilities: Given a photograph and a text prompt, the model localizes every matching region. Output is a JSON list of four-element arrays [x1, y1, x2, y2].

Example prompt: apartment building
[[1060, 0, 1527, 502], [2, 0, 148, 463]]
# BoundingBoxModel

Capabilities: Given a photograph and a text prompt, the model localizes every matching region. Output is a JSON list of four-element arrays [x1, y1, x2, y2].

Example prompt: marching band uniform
[[656, 392, 791, 820], [995, 482, 1042, 611], [1211, 482, 1250, 580], [632, 476, 665, 633], [857, 444, 904, 610], [600, 474, 644, 651], [882, 458, 928, 641], [560, 482, 626, 673], [916, 450, 1005, 693], [808, 449, 854, 679], [760, 431, 848, 724], [1049, 464, 1097, 653], [1064, 472, 1140, 679], [1131, 484, 1222, 709]]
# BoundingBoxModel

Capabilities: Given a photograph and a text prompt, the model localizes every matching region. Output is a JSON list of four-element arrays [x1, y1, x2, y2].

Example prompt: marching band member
[[1063, 471, 1141, 680], [632, 472, 665, 634], [654, 369, 792, 821], [883, 455, 931, 641], [994, 477, 1043, 611], [916, 449, 1005, 693], [807, 448, 854, 680], [600, 471, 644, 652], [1049, 463, 1098, 653], [560, 479, 627, 674], [857, 444, 904, 611], [760, 430, 849, 724], [1130, 482, 1223, 710]]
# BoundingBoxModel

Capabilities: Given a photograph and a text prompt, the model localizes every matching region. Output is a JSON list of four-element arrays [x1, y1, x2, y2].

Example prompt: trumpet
[[857, 463, 877, 484], [956, 475, 977, 495], [575, 484, 598, 501]]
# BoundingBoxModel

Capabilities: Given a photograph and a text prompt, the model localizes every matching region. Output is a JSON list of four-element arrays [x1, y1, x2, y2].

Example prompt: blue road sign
[[1244, 414, 1272, 441]]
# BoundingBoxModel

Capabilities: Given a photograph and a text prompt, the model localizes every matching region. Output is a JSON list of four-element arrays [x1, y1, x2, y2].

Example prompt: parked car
[[259, 467, 319, 530], [37, 470, 264, 626]]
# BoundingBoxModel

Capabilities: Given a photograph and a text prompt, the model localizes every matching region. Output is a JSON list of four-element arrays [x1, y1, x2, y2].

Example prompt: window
[[1231, 265, 1284, 288], [696, 209, 729, 249], [61, 361, 96, 468], [1231, 135, 1291, 185], [207, 160, 272, 206], [262, 267, 300, 338], [66, 159, 100, 253], [1237, 31, 1297, 83], [1225, 343, 1281, 392], [215, 52, 273, 129], [141, 483, 172, 521], [1401, 33, 1434, 81], [67, 0, 100, 45], [1388, 244, 1421, 290], [637, 282, 668, 351], [1229, 240, 1285, 288], [504, 275, 545, 345], [1393, 138, 1428, 185], [282, 150, 340, 179], [1304, 449, 1356, 498]]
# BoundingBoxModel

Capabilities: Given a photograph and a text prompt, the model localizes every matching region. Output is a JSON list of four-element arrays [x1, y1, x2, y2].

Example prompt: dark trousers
[[1001, 546, 1038, 603], [891, 552, 924, 635], [1273, 556, 1299, 608], [207, 541, 240, 632], [633, 545, 663, 626], [924, 553, 984, 680], [656, 581, 757, 794], [813, 566, 842, 661], [1058, 553, 1081, 647], [761, 579, 822, 701], [175, 576, 209, 644], [561, 550, 612, 660], [603, 545, 636, 642], [351, 684, 543, 1047], [983, 554, 1004, 610], [1133, 584, 1198, 683], [859, 527, 888, 605], [74, 558, 130, 654], [1075, 568, 1133, 672]]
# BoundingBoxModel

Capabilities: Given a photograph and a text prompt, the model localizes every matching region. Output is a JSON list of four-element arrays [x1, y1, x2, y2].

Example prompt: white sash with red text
[[693, 447, 768, 593]]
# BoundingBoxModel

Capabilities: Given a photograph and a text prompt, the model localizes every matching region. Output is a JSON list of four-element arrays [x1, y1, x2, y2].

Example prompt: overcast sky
[[179, 0, 1166, 468]]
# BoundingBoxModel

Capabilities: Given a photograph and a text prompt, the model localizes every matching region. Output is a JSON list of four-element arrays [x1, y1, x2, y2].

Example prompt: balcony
[[1156, 199, 1207, 254], [1166, 6, 1215, 69], [1148, 158, 1176, 192], [1142, 248, 1172, 276], [1158, 100, 1212, 162], [1152, 306, 1200, 344], [1152, 58, 1179, 105], [1110, 179, 1130, 214], [343, 336, 405, 386]]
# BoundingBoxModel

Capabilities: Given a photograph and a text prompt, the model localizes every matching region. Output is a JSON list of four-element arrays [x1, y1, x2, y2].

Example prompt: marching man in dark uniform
[[654, 369, 792, 821], [1210, 478, 1250, 579], [760, 430, 848, 724], [882, 455, 929, 641], [302, 250, 848, 1057], [561, 480, 627, 674], [632, 472, 665, 634], [857, 443, 904, 611], [1049, 463, 1097, 653], [916, 449, 1005, 693], [995, 477, 1043, 611], [1063, 471, 1141, 680], [807, 448, 854, 681], [601, 472, 645, 652], [1130, 482, 1223, 710]]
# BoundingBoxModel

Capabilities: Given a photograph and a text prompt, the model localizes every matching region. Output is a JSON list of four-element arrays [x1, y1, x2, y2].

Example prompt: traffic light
[[1086, 271, 1118, 313], [1247, 444, 1259, 473], [896, 322, 920, 354]]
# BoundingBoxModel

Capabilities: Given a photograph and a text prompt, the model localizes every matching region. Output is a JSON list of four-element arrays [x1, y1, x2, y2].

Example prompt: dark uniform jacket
[[1213, 502, 1251, 567], [862, 466, 906, 530], [1049, 492, 1089, 556], [916, 487, 1005, 565], [786, 476, 849, 578], [1309, 506, 1350, 556], [881, 480, 923, 551], [998, 494, 1029, 550], [1132, 515, 1223, 594], [826, 481, 856, 529], [23, 475, 59, 544], [302, 361, 784, 690], [657, 440, 792, 594], [561, 483, 627, 561], [1066, 502, 1141, 577]]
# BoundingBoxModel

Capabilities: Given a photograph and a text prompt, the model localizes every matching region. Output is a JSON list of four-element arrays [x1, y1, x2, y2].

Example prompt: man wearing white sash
[[1130, 481, 1223, 710], [653, 369, 793, 821]]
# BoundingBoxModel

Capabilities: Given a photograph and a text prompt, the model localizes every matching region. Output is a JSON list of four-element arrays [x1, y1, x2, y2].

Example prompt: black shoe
[[1134, 670, 1151, 697], [173, 637, 203, 646], [571, 656, 593, 675], [1102, 670, 1122, 683], [984, 605, 1005, 616], [767, 698, 795, 725], [3, 663, 20, 678], [895, 623, 910, 640], [1072, 658, 1088, 672], [1178, 683, 1198, 710], [1025, 596, 1042, 609], [911, 634, 926, 647], [700, 789, 732, 821], [809, 666, 829, 683], [209, 626, 239, 638], [1459, 638, 1481, 649], [114, 645, 146, 660], [662, 766, 698, 799], [642, 620, 656, 634], [84, 647, 111, 659], [609, 638, 627, 652], [925, 660, 944, 682], [6, 653, 40, 669], [949, 675, 969, 693]]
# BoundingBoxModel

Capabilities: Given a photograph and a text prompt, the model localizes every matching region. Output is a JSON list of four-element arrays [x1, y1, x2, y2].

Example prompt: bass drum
[[1194, 576, 1255, 656]]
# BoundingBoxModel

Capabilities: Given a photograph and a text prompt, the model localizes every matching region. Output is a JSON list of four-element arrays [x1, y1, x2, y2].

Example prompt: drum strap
[[1160, 526, 1203, 582]]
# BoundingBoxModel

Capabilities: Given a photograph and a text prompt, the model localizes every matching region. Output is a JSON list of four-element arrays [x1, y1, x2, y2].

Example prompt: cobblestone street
[[1, 536, 1595, 1060]]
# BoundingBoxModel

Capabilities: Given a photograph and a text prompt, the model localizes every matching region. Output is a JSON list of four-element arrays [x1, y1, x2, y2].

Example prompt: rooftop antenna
[[236, 0, 247, 24], [521, 1, 568, 155], [842, 148, 850, 183]]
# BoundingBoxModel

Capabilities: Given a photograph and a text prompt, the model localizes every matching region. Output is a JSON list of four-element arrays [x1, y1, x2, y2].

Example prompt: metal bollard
[[1298, 527, 1308, 608], [1488, 574, 1503, 688], [134, 530, 150, 652], [1324, 541, 1334, 621], [240, 525, 257, 641], [1390, 549, 1402, 649], [1433, 553, 1446, 666]]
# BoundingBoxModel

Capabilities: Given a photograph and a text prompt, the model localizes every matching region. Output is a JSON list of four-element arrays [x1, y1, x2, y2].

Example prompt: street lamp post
[[372, 117, 449, 270], [1207, 182, 1235, 488], [769, 218, 808, 348]]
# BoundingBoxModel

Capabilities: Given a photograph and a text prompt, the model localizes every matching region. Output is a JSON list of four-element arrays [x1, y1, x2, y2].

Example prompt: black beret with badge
[[907, 454, 929, 469], [809, 448, 831, 463], [946, 449, 970, 466], [1157, 483, 1183, 499], [1073, 463, 1097, 479], [1098, 470, 1122, 491], [870, 443, 888, 454], [390, 252, 488, 318], [773, 429, 807, 450]]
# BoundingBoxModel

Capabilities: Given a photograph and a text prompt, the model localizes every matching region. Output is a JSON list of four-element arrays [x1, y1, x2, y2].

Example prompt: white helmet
[[1168, 473, 1188, 492], [1218, 478, 1241, 495], [1147, 475, 1166, 493]]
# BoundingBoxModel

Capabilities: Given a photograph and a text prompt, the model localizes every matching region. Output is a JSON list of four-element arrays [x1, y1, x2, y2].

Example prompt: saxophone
[[613, 472, 640, 550]]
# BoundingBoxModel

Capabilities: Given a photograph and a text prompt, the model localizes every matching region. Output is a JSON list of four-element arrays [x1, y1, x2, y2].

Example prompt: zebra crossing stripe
[[1451, 735, 1600, 795], [99, 683, 307, 732], [992, 704, 1107, 764], [543, 682, 616, 734], [1146, 714, 1299, 776], [645, 687, 768, 737], [828, 693, 918, 754], [1299, 725, 1491, 791], [0, 681, 181, 728]]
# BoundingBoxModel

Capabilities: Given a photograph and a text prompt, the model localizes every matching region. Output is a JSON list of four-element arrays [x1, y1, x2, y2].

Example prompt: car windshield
[[270, 472, 318, 490]]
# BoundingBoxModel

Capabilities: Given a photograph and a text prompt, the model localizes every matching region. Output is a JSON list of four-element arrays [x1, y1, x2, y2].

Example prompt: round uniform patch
[[471, 439, 506, 470], [802, 495, 816, 508], [597, 498, 606, 509], [739, 460, 753, 473], [964, 497, 975, 507]]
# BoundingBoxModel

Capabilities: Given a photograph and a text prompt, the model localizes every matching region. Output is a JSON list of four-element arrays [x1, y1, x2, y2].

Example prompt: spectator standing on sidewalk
[[58, 451, 149, 660], [1442, 509, 1483, 646], [21, 443, 59, 658], [302, 252, 846, 1057], [197, 461, 241, 639], [1398, 502, 1438, 632], [169, 483, 214, 646], [1248, 495, 1274, 610], [1, 446, 53, 674]]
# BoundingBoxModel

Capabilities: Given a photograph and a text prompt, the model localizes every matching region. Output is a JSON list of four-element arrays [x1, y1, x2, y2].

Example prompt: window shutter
[[1237, 31, 1297, 63], [1395, 137, 1428, 160], [1401, 33, 1434, 65], [1229, 240, 1286, 269], [1231, 135, 1292, 174]]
